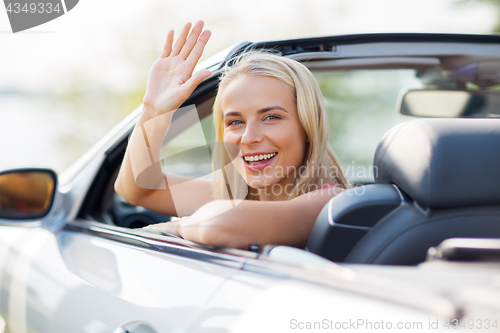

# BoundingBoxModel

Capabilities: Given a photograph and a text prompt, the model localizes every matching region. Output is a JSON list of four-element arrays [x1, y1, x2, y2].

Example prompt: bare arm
[[146, 187, 343, 249], [115, 21, 213, 217]]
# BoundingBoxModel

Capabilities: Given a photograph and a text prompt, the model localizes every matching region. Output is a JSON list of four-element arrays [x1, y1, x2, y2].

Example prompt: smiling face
[[221, 75, 308, 198]]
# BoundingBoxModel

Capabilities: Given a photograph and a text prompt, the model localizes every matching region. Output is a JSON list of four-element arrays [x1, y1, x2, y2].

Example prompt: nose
[[240, 122, 263, 146]]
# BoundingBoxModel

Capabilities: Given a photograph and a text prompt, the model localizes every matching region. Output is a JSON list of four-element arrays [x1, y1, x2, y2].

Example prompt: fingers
[[185, 29, 211, 67], [181, 70, 212, 97], [179, 20, 204, 60], [164, 220, 181, 236], [164, 21, 210, 64], [171, 22, 192, 56], [160, 30, 174, 58]]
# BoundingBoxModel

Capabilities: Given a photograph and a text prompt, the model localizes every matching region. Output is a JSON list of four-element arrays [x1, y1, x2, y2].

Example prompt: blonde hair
[[212, 51, 350, 200]]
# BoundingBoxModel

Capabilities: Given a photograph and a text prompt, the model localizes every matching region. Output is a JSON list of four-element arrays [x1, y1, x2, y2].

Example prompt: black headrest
[[374, 118, 500, 209]]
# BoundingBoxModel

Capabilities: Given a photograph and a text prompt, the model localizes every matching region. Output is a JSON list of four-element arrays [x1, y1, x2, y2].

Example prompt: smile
[[243, 153, 277, 163]]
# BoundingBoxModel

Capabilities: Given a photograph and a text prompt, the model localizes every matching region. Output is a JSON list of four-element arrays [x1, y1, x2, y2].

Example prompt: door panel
[[0, 226, 41, 333], [1, 227, 239, 333], [190, 271, 282, 333], [192, 270, 449, 333]]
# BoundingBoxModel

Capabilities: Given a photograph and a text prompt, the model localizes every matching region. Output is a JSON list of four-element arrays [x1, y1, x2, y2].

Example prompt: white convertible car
[[1, 33, 500, 333]]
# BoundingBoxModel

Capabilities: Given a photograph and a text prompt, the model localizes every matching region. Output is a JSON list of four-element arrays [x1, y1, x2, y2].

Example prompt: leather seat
[[307, 118, 500, 265]]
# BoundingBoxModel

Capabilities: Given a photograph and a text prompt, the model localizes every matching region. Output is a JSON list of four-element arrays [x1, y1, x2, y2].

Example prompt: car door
[[0, 221, 249, 333], [0, 97, 253, 333], [0, 164, 252, 333]]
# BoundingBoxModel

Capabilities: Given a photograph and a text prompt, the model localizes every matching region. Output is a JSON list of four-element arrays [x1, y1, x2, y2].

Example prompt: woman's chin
[[246, 178, 277, 190]]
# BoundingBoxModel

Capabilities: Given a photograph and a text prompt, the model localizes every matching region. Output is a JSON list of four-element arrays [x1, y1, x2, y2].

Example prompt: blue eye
[[264, 114, 281, 121], [227, 119, 244, 126]]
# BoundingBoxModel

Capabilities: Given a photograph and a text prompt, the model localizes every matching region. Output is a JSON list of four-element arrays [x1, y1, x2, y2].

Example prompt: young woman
[[114, 21, 349, 250]]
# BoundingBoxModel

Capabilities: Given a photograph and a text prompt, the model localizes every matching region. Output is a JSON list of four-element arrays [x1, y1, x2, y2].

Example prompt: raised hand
[[143, 21, 212, 115]]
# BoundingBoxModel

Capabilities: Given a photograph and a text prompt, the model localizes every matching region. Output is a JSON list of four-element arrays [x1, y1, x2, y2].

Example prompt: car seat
[[307, 118, 500, 265]]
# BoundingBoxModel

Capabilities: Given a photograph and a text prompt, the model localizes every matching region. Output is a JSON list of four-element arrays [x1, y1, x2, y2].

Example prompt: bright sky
[[0, 0, 497, 93], [0, 0, 497, 172]]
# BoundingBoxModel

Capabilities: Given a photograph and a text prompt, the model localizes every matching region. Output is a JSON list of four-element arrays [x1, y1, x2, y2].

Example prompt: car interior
[[307, 118, 500, 265], [75, 36, 500, 266]]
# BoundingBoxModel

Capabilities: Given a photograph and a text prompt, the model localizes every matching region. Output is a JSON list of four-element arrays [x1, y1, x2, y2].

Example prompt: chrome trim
[[391, 184, 405, 206], [65, 220, 256, 268], [414, 200, 432, 216], [331, 222, 371, 231], [327, 199, 333, 226]]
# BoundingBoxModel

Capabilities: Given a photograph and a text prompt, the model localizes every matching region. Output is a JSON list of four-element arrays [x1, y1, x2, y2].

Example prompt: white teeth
[[244, 153, 277, 162]]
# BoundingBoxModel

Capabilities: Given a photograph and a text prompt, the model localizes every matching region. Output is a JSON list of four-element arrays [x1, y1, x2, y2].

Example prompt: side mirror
[[0, 168, 57, 220], [397, 89, 500, 118]]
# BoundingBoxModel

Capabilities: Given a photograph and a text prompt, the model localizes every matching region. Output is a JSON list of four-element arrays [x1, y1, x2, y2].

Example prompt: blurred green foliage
[[314, 70, 422, 172]]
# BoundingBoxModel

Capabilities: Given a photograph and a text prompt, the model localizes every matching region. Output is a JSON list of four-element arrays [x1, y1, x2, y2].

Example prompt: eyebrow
[[223, 106, 288, 118]]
